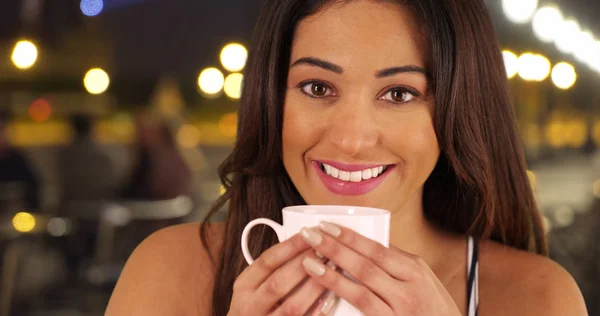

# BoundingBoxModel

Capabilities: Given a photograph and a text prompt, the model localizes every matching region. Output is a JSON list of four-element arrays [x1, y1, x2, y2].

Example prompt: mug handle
[[241, 218, 286, 265]]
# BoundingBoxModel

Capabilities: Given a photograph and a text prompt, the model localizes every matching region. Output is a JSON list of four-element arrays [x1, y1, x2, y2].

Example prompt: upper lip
[[315, 160, 393, 172]]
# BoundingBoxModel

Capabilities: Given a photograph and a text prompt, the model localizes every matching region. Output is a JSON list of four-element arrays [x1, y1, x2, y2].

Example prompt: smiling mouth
[[318, 162, 391, 182]]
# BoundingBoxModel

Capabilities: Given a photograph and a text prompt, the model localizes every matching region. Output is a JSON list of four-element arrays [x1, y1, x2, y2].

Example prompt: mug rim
[[282, 205, 390, 216]]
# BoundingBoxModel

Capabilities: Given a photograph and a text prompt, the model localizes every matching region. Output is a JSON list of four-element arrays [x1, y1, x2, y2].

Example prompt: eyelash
[[297, 80, 421, 105]]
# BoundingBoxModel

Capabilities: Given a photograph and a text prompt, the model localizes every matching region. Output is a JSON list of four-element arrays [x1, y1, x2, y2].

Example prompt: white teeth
[[339, 171, 350, 181], [321, 163, 388, 183], [349, 171, 362, 182], [330, 166, 339, 178], [371, 167, 379, 177], [362, 169, 372, 180]]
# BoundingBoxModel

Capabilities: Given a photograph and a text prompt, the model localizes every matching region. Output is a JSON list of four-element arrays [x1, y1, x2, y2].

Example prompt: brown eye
[[312, 83, 328, 96], [380, 87, 419, 104], [300, 81, 334, 98]]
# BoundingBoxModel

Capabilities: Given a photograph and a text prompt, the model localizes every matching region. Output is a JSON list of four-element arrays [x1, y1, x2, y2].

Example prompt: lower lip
[[313, 162, 394, 196]]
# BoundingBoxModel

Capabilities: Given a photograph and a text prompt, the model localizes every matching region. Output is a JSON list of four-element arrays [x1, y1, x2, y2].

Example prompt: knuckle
[[256, 255, 277, 271], [371, 245, 388, 266], [351, 288, 373, 311], [290, 234, 307, 250], [354, 259, 378, 282], [265, 276, 285, 297], [323, 240, 341, 258]]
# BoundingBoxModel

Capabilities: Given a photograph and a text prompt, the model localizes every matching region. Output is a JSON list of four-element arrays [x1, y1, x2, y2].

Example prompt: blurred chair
[[84, 196, 194, 285]]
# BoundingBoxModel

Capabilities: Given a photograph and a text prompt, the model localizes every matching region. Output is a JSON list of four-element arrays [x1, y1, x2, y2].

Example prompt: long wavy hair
[[201, 0, 547, 314]]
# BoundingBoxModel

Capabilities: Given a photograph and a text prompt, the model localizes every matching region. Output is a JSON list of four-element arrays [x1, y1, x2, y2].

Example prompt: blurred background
[[0, 0, 598, 315]]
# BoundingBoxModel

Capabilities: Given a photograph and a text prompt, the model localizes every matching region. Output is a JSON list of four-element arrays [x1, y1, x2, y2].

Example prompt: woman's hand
[[228, 232, 332, 316], [299, 223, 462, 316]]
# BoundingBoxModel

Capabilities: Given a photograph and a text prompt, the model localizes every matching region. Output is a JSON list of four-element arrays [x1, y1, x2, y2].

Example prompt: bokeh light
[[224, 73, 244, 99], [13, 212, 36, 233], [220, 185, 226, 196], [555, 19, 581, 54], [176, 124, 201, 149], [564, 120, 588, 148], [545, 121, 567, 148], [517, 53, 550, 82], [84, 68, 110, 94], [47, 218, 71, 237], [588, 40, 600, 72], [218, 112, 238, 138], [526, 170, 537, 189], [80, 0, 103, 17], [220, 43, 248, 72], [573, 31, 596, 64], [593, 179, 600, 199], [551, 62, 577, 90], [594, 120, 600, 145], [502, 0, 538, 24], [28, 98, 52, 123], [198, 67, 225, 96], [532, 6, 564, 43], [11, 40, 38, 70], [502, 50, 518, 79]]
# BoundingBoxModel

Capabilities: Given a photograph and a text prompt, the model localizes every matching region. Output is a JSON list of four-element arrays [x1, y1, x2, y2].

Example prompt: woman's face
[[282, 0, 440, 214]]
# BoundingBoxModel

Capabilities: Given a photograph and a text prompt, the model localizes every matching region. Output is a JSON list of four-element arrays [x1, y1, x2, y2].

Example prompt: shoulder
[[106, 222, 226, 316], [478, 240, 587, 316]]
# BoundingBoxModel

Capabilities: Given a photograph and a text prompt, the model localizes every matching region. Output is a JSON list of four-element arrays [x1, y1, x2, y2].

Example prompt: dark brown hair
[[201, 0, 547, 314]]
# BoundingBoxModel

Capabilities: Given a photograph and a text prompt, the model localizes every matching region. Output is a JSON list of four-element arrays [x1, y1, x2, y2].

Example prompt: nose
[[326, 103, 379, 157]]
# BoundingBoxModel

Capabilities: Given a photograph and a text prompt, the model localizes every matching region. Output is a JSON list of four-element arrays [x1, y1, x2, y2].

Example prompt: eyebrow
[[290, 56, 428, 78]]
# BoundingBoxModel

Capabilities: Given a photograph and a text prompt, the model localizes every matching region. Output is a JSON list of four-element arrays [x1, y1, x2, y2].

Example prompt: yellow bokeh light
[[545, 121, 567, 148], [224, 73, 244, 99], [220, 43, 248, 72], [593, 179, 600, 198], [502, 50, 518, 79], [220, 185, 226, 196], [12, 212, 36, 233], [517, 53, 550, 81], [526, 170, 537, 189], [219, 112, 238, 137], [176, 124, 201, 149], [84, 68, 110, 95], [593, 120, 600, 145], [11, 40, 38, 70], [551, 62, 577, 90], [564, 120, 587, 148], [198, 67, 224, 96]]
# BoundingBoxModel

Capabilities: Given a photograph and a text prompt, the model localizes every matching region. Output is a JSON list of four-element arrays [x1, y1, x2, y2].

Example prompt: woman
[[106, 0, 587, 315]]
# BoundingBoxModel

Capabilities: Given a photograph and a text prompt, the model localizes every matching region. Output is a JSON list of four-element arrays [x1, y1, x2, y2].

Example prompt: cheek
[[386, 113, 439, 171], [282, 99, 321, 165]]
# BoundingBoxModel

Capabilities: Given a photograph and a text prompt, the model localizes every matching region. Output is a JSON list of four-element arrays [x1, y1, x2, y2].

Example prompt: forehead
[[291, 0, 427, 69]]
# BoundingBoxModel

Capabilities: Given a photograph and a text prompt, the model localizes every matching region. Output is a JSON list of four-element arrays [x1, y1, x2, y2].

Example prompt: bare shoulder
[[105, 222, 226, 316], [478, 240, 588, 316]]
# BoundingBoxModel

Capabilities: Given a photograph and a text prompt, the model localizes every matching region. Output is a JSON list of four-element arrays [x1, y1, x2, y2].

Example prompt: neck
[[388, 191, 463, 278]]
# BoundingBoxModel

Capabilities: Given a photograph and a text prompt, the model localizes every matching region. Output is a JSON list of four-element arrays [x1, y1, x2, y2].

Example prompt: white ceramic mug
[[241, 205, 391, 316]]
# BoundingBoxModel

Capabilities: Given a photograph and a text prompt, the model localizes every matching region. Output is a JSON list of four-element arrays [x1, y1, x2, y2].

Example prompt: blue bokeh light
[[80, 0, 104, 17]]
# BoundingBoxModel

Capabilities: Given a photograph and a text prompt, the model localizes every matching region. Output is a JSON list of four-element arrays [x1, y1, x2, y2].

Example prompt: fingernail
[[320, 292, 338, 315], [319, 222, 341, 237], [316, 251, 324, 259], [301, 227, 323, 246], [302, 257, 326, 276]]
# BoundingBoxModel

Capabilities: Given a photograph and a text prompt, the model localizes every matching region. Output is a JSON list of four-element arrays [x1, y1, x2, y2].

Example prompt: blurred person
[[57, 114, 119, 285], [58, 114, 119, 205], [0, 111, 40, 213], [121, 117, 191, 200], [108, 1, 587, 316]]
